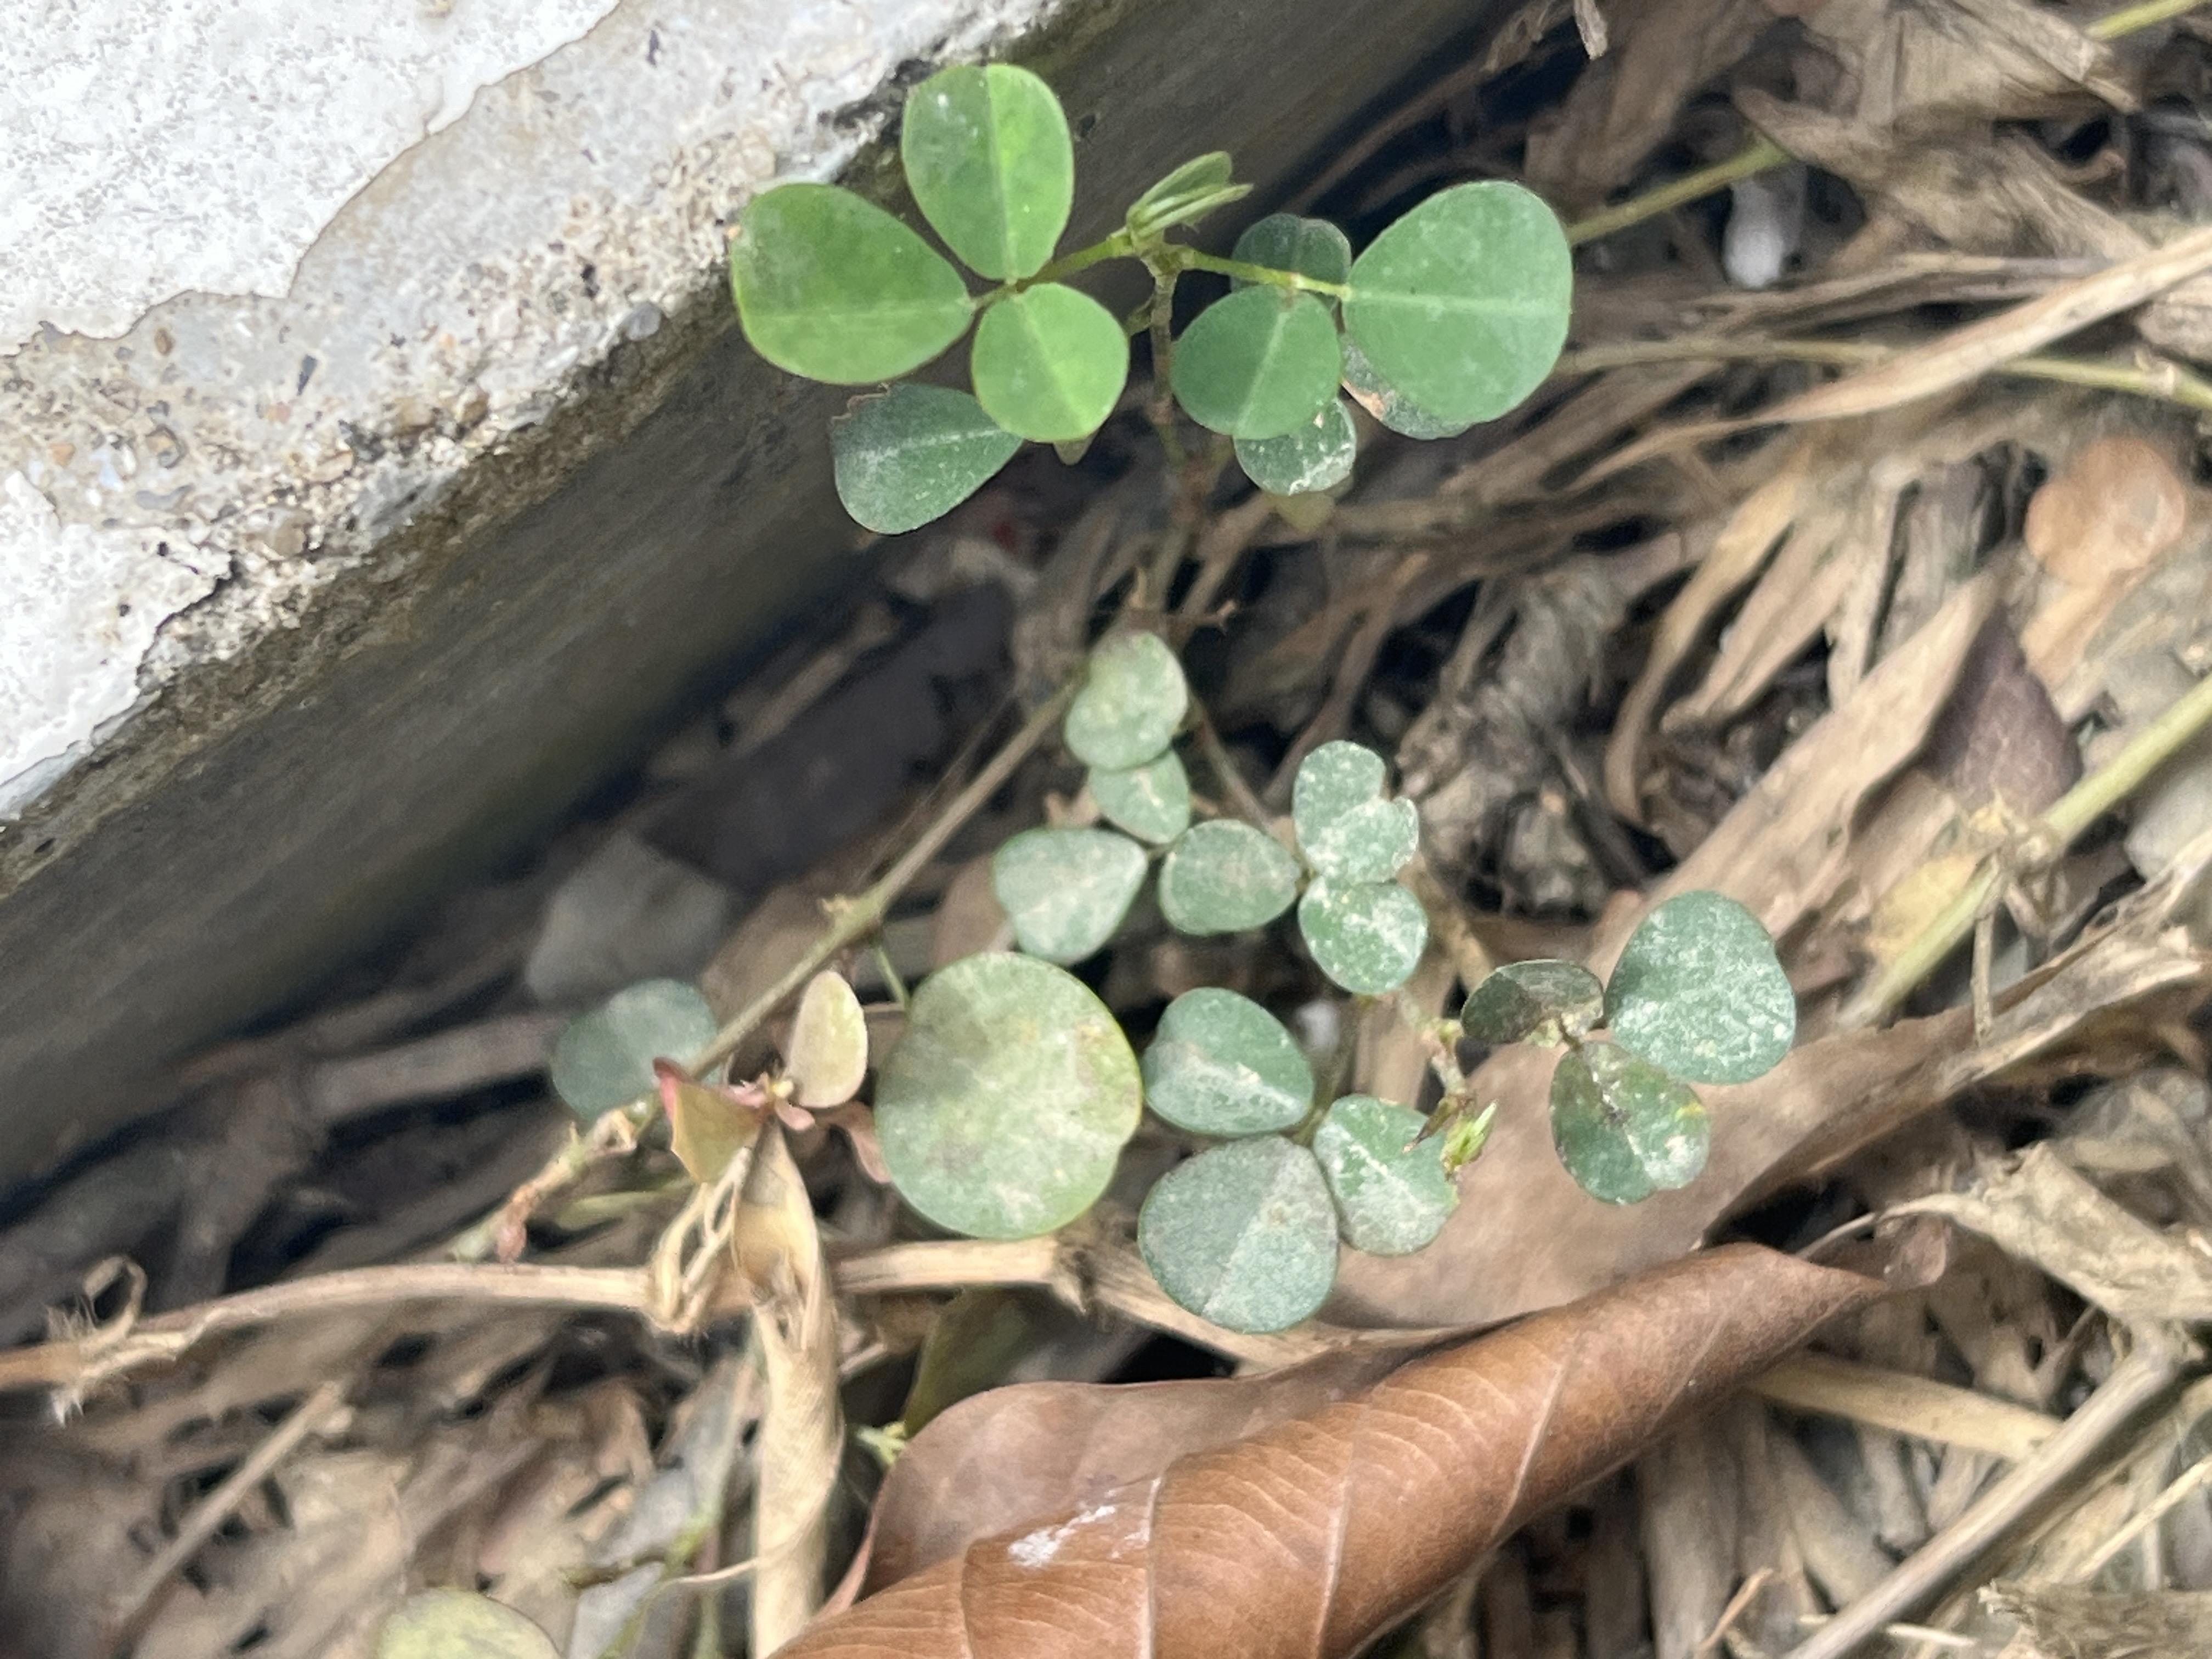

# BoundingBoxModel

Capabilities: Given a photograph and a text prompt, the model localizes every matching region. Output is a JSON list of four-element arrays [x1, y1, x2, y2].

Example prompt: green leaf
[[1169, 286, 1342, 439], [971, 283, 1128, 443], [1341, 337, 1471, 440], [1290, 739, 1418, 883], [1156, 819, 1301, 935], [876, 953, 1141, 1238], [730, 183, 972, 383], [376, 1590, 561, 1659], [1231, 213, 1352, 288], [990, 827, 1147, 963], [900, 63, 1072, 280], [1141, 986, 1312, 1136], [1126, 152, 1251, 242], [785, 970, 868, 1107], [830, 383, 1020, 534], [1549, 1040, 1709, 1205], [1435, 1099, 1497, 1176], [1313, 1094, 1457, 1256], [550, 979, 718, 1119], [1461, 959, 1605, 1047], [1138, 1137, 1338, 1333], [1234, 397, 1357, 496], [1604, 890, 1796, 1084], [1342, 180, 1571, 429], [1063, 630, 1187, 769], [1298, 878, 1427, 994], [1089, 749, 1191, 843]]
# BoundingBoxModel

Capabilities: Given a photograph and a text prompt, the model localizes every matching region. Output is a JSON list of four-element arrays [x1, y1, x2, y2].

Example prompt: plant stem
[[1156, 246, 1351, 299], [1842, 667, 2212, 1027], [2087, 0, 2212, 38], [1565, 136, 1790, 246], [1143, 262, 1187, 471]]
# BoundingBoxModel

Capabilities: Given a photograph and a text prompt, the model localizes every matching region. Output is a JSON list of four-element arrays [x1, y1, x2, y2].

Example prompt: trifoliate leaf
[[970, 283, 1127, 443], [550, 979, 718, 1119], [1088, 749, 1191, 843], [1340, 336, 1471, 440], [1604, 890, 1795, 1084], [1141, 986, 1312, 1136], [730, 183, 972, 384], [1460, 959, 1605, 1048], [990, 827, 1147, 963], [1297, 878, 1427, 994], [1549, 1040, 1710, 1205], [1313, 1094, 1457, 1256], [1138, 1137, 1337, 1333], [1156, 819, 1301, 935], [1291, 740, 1417, 882], [1064, 631, 1188, 770], [1169, 285, 1342, 439], [876, 953, 1141, 1239]]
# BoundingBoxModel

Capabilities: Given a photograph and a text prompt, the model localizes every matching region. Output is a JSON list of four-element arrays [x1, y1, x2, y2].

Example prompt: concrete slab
[[0, 0, 1491, 1184]]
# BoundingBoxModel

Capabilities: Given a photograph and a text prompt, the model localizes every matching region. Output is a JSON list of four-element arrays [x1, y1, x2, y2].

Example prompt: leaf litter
[[9, 4, 2212, 1656]]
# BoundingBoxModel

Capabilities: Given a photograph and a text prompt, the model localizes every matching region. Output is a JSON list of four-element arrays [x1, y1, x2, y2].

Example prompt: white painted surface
[[0, 0, 1057, 820], [2, 0, 620, 350]]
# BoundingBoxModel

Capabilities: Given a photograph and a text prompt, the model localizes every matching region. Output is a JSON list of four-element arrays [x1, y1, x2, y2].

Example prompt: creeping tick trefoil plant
[[546, 63, 1798, 1337]]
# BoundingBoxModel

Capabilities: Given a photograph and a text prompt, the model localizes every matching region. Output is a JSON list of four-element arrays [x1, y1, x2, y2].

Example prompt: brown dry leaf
[[1794, 0, 2129, 131], [1985, 1581, 2212, 1658], [783, 1245, 1882, 1659], [738, 1125, 843, 1653], [1895, 1143, 2212, 1327], [2021, 433, 2192, 686], [864, 1345, 1404, 1594]]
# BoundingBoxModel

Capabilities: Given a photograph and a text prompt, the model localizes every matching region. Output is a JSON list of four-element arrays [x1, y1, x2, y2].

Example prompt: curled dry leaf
[[781, 1245, 1881, 1659], [2021, 434, 2191, 687]]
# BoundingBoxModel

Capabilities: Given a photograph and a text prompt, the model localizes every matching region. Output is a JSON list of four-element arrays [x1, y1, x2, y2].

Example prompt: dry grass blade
[[778, 1245, 1882, 1659]]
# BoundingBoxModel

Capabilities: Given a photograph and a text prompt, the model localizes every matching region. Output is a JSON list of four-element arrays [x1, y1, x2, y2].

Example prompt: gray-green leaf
[[1340, 336, 1471, 440], [1089, 749, 1192, 843], [876, 953, 1141, 1239], [1604, 890, 1795, 1084], [1231, 214, 1353, 289], [1342, 180, 1570, 430], [1461, 959, 1605, 1048], [1549, 1040, 1709, 1204], [550, 978, 718, 1120], [1169, 285, 1342, 439], [1141, 986, 1312, 1136], [1234, 397, 1357, 497], [1138, 1137, 1338, 1333], [1063, 631, 1188, 770], [831, 384, 1020, 534], [376, 1590, 561, 1659], [1156, 819, 1301, 935], [990, 827, 1147, 963], [1298, 878, 1427, 994], [900, 63, 1072, 281], [1291, 740, 1417, 882], [1313, 1094, 1457, 1256], [729, 183, 973, 385]]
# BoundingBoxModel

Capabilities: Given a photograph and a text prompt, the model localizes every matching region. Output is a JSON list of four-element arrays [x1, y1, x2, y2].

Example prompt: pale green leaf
[[1460, 959, 1605, 1048], [876, 953, 1141, 1238], [831, 383, 1020, 534], [1549, 1040, 1709, 1205], [1125, 152, 1250, 241], [1313, 1094, 1456, 1256], [785, 970, 868, 1107], [1138, 1137, 1337, 1333], [900, 63, 1072, 280], [730, 183, 972, 383], [1141, 986, 1312, 1136], [1291, 740, 1417, 882], [1234, 397, 1357, 496], [550, 979, 717, 1120], [1605, 890, 1795, 1084], [1169, 285, 1342, 439], [1343, 180, 1570, 428], [990, 827, 1147, 963], [1156, 819, 1300, 935], [970, 283, 1128, 443], [1089, 749, 1191, 843], [376, 1590, 561, 1659], [1297, 878, 1427, 994], [1063, 631, 1187, 769]]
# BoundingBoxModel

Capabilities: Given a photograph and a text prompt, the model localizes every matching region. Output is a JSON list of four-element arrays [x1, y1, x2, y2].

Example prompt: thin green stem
[[1565, 135, 1790, 246], [1157, 246, 1351, 299], [1843, 668, 2212, 1028], [1143, 262, 1187, 471], [975, 228, 1136, 309], [2088, 0, 2212, 37]]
